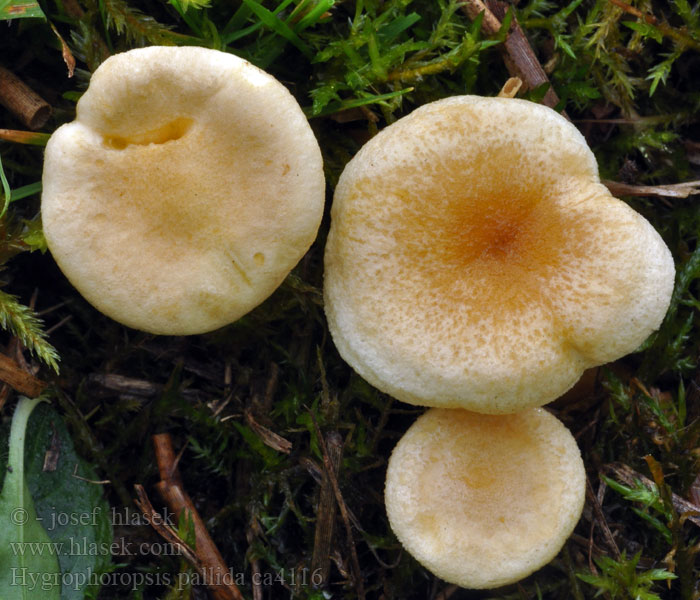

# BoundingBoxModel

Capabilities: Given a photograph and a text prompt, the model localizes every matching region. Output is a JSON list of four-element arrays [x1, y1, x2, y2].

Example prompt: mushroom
[[42, 46, 325, 335], [384, 407, 586, 589], [323, 95, 674, 414]]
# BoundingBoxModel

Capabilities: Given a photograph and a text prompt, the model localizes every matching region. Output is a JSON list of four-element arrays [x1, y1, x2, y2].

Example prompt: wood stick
[[459, 0, 561, 109], [153, 431, 184, 485], [488, 0, 561, 109], [88, 373, 161, 397], [152, 433, 244, 600], [0, 128, 50, 145], [0, 65, 51, 130], [309, 415, 365, 600], [603, 179, 700, 199], [154, 482, 241, 600], [0, 353, 46, 397], [459, 0, 501, 33], [497, 77, 523, 98], [134, 484, 201, 566], [311, 431, 344, 587], [246, 523, 263, 600], [245, 408, 292, 454]]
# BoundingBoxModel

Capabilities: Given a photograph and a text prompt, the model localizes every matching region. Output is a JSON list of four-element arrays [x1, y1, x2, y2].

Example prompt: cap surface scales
[[384, 407, 586, 589], [42, 46, 325, 335], [324, 95, 675, 413]]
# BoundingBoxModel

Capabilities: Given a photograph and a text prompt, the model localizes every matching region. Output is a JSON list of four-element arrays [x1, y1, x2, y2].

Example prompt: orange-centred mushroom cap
[[42, 46, 325, 335], [384, 407, 586, 589], [324, 95, 674, 413]]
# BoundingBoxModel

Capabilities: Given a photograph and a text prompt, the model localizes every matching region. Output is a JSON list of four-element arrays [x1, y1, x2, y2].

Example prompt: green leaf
[[305, 87, 413, 118], [525, 81, 551, 103], [555, 0, 584, 21], [294, 0, 335, 33], [555, 33, 576, 59], [230, 423, 284, 469], [643, 569, 677, 581], [101, 0, 178, 45], [376, 12, 421, 43], [672, 0, 699, 29], [9, 182, 42, 203], [0, 290, 60, 373], [0, 0, 45, 20], [23, 403, 113, 600], [21, 220, 48, 253], [495, 6, 514, 42], [578, 551, 676, 599], [0, 154, 10, 220], [647, 49, 682, 96], [622, 20, 663, 44], [223, 0, 295, 43], [0, 397, 60, 600], [468, 8, 485, 37], [309, 81, 345, 114], [169, 0, 210, 12], [239, 0, 313, 58], [601, 475, 663, 511], [630, 507, 672, 544]]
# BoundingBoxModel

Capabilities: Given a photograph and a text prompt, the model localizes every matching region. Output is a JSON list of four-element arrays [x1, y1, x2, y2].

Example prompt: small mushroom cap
[[385, 407, 586, 589], [42, 46, 325, 335], [324, 95, 674, 413]]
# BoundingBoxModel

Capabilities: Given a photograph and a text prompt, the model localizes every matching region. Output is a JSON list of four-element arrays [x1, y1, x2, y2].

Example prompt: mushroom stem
[[0, 65, 52, 130]]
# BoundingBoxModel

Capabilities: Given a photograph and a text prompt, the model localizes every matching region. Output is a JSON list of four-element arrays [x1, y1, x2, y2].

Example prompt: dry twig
[[311, 430, 344, 587], [0, 352, 46, 398], [0, 65, 51, 130], [245, 408, 292, 454], [309, 414, 365, 600], [497, 76, 523, 98], [246, 521, 263, 600], [133, 484, 201, 567], [0, 128, 50, 145], [603, 179, 700, 199], [459, 0, 561, 109], [88, 373, 161, 397], [151, 433, 245, 600], [585, 477, 622, 560]]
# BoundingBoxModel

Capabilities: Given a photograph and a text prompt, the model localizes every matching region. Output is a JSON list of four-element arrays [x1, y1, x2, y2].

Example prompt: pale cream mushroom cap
[[324, 95, 674, 413], [42, 46, 325, 335], [385, 407, 586, 589]]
